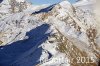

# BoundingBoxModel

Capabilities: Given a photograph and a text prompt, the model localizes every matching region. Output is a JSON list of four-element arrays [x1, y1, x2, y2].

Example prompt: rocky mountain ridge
[[0, 0, 100, 66]]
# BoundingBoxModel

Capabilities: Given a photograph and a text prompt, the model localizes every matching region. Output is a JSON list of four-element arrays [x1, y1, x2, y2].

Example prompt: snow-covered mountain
[[0, 0, 100, 66]]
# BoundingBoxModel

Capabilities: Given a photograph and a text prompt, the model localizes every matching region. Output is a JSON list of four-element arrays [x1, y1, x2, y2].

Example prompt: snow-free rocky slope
[[0, 0, 100, 66]]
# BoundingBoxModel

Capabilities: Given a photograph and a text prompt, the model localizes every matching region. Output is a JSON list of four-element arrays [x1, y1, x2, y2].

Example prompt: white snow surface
[[0, 0, 99, 66]]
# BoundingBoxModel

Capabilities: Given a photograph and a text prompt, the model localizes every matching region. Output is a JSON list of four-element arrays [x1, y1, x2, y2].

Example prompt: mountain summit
[[0, 0, 100, 66]]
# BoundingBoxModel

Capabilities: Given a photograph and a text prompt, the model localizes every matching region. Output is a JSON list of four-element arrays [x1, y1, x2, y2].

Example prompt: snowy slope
[[0, 0, 100, 66]]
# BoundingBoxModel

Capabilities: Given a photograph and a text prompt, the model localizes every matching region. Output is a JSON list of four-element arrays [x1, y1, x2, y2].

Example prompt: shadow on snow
[[0, 24, 51, 66], [32, 4, 55, 14], [0, 0, 3, 3]]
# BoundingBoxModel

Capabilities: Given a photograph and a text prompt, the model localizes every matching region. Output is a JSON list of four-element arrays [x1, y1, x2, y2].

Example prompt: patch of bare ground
[[55, 28, 98, 66]]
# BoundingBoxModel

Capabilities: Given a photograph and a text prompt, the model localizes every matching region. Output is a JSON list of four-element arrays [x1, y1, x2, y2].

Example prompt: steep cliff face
[[0, 0, 99, 66]]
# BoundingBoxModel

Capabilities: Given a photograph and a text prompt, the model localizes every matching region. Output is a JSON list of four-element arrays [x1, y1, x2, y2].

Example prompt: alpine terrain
[[0, 0, 100, 66]]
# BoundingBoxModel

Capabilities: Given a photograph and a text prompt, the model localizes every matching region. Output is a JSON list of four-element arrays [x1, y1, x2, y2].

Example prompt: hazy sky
[[27, 0, 77, 5]]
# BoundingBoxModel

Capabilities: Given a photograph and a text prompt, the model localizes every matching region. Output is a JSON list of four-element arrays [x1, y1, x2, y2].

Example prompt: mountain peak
[[0, 0, 100, 66], [54, 0, 74, 13], [17, 0, 25, 2], [59, 0, 71, 6]]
